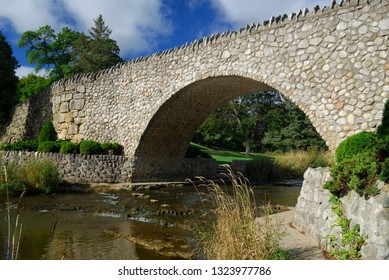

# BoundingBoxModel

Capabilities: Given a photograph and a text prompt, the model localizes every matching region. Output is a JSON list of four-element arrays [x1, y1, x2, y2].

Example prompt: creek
[[0, 183, 301, 260]]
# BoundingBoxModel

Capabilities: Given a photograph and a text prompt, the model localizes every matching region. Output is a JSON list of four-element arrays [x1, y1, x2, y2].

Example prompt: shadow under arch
[[131, 75, 276, 182]]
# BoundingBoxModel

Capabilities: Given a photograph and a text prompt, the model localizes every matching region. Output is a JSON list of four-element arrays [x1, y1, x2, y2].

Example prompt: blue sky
[[0, 0, 331, 77]]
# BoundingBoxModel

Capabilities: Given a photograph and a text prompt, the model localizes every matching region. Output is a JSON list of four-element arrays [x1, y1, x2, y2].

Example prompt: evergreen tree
[[73, 15, 123, 73], [0, 31, 19, 123]]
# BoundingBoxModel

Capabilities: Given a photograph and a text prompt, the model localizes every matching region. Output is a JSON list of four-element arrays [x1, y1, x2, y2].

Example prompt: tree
[[193, 91, 327, 153], [73, 15, 123, 73], [17, 74, 53, 102], [0, 31, 19, 123], [18, 25, 81, 80], [261, 98, 327, 151]]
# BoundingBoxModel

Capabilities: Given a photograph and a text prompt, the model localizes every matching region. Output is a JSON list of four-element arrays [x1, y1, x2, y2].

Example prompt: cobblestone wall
[[0, 151, 217, 183], [294, 167, 389, 260]]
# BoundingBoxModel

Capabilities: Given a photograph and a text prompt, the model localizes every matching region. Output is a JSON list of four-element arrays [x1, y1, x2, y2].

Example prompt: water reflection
[[0, 184, 301, 260]]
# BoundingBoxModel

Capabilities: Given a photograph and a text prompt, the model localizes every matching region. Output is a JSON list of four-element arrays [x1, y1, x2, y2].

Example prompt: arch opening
[[131, 75, 323, 182]]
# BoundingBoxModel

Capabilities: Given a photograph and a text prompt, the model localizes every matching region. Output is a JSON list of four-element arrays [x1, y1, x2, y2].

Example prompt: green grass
[[189, 143, 334, 180], [190, 143, 256, 164]]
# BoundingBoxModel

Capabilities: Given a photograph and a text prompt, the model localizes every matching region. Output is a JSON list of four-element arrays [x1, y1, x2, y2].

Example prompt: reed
[[3, 166, 24, 260], [194, 166, 286, 260]]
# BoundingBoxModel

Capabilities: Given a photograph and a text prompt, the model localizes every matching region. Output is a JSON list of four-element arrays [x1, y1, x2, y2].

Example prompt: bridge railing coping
[[51, 0, 373, 89]]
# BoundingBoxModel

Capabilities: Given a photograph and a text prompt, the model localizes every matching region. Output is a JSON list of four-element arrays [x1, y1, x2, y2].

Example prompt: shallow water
[[0, 184, 301, 260]]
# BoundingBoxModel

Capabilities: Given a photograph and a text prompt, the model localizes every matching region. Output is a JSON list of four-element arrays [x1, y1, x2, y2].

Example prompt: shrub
[[324, 152, 380, 197], [37, 141, 60, 153], [80, 140, 102, 155], [100, 142, 124, 155], [335, 132, 377, 163], [0, 159, 60, 194], [0, 140, 38, 151], [38, 119, 57, 143], [379, 158, 389, 182], [377, 99, 389, 137], [60, 141, 79, 154], [185, 146, 212, 159]]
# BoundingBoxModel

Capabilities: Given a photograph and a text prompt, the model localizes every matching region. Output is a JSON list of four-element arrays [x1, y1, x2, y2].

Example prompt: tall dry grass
[[248, 148, 335, 181], [194, 166, 285, 260], [271, 149, 334, 179], [3, 166, 24, 260]]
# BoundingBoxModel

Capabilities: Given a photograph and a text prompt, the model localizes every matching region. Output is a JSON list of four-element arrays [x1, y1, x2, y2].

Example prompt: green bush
[[100, 142, 124, 155], [379, 158, 389, 182], [11, 139, 38, 151], [60, 141, 80, 154], [80, 140, 102, 155], [37, 141, 60, 153], [377, 99, 389, 137], [38, 119, 57, 143], [0, 140, 38, 151], [0, 159, 60, 194], [185, 146, 212, 159], [335, 132, 377, 163]]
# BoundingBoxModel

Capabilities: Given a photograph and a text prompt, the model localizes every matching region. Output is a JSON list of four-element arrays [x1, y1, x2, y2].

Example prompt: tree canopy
[[73, 15, 123, 72], [193, 91, 327, 154], [18, 25, 81, 80], [0, 31, 19, 123], [18, 15, 123, 82]]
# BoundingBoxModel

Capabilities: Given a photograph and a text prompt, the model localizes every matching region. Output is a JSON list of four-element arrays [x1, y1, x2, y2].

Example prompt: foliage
[[73, 15, 123, 73], [261, 98, 327, 152], [79, 140, 103, 155], [326, 195, 367, 260], [100, 142, 124, 155], [379, 158, 389, 182], [185, 145, 212, 159], [0, 159, 60, 194], [37, 141, 61, 153], [377, 99, 389, 137], [16, 74, 53, 102], [194, 167, 286, 259], [193, 91, 327, 154], [60, 141, 80, 154], [325, 131, 388, 198], [38, 119, 57, 143], [0, 31, 19, 122], [335, 131, 377, 163], [324, 152, 380, 197], [0, 139, 38, 151], [18, 25, 81, 80]]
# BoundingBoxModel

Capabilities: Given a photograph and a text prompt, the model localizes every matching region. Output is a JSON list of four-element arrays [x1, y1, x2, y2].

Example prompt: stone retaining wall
[[0, 151, 217, 183], [0, 151, 133, 183], [294, 167, 389, 259]]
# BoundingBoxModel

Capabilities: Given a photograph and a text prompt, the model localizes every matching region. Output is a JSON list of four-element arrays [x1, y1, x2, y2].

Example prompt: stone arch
[[131, 74, 322, 181]]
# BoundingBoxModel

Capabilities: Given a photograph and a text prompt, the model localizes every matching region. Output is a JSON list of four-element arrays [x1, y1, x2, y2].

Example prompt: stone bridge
[[2, 0, 388, 181]]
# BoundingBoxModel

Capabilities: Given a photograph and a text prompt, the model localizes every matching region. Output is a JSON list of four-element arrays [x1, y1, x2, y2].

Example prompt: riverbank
[[260, 210, 327, 260]]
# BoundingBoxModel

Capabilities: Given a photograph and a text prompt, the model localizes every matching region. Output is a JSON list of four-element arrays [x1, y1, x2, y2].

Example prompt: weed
[[193, 166, 287, 260], [326, 195, 367, 260]]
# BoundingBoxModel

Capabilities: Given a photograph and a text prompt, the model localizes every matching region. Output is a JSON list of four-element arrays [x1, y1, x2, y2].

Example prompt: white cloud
[[16, 66, 48, 78], [63, 0, 172, 57], [0, 0, 172, 58], [0, 0, 66, 32], [210, 0, 333, 28]]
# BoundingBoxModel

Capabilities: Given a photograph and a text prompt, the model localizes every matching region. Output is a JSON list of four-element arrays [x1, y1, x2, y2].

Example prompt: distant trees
[[18, 14, 122, 82], [0, 31, 19, 123], [73, 15, 123, 73], [15, 14, 123, 104], [193, 91, 327, 154], [18, 25, 81, 80], [17, 74, 53, 102]]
